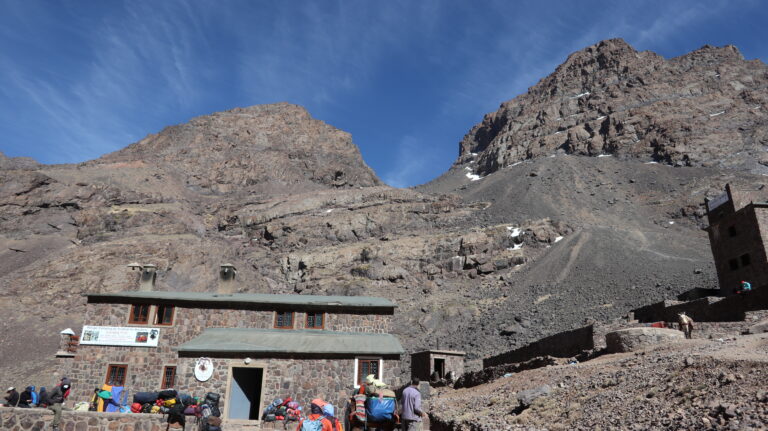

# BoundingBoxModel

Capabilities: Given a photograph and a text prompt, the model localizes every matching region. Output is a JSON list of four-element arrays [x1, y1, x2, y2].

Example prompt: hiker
[[48, 377, 71, 431], [402, 378, 425, 431], [678, 312, 694, 339], [322, 402, 344, 431], [296, 398, 334, 431], [18, 386, 34, 408], [38, 387, 48, 408], [735, 280, 752, 295], [4, 387, 20, 407]]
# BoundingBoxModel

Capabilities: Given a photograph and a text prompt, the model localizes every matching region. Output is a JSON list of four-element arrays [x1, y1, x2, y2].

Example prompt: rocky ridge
[[457, 39, 768, 177], [1, 40, 767, 399]]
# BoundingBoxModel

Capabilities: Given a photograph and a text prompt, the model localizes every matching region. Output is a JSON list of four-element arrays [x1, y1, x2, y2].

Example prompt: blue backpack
[[300, 417, 324, 431]]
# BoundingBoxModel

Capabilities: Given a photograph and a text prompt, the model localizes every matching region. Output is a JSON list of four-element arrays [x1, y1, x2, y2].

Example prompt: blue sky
[[1, 1, 766, 187]]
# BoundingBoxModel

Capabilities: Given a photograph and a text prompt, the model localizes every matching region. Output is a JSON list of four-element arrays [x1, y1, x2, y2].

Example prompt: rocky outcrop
[[605, 327, 685, 353], [458, 39, 768, 176]]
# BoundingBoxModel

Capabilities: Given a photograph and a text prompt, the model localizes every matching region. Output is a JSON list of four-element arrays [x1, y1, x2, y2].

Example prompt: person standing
[[296, 399, 333, 431], [401, 378, 425, 431], [48, 378, 71, 431]]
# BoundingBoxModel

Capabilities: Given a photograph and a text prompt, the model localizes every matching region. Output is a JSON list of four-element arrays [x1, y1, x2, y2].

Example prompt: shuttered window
[[161, 366, 176, 389], [129, 304, 150, 324], [274, 311, 294, 329], [155, 305, 174, 326], [306, 312, 324, 329], [357, 359, 380, 385], [106, 364, 127, 386]]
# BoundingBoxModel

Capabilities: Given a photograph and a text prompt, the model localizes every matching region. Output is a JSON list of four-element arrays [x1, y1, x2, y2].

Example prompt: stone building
[[64, 289, 402, 426], [411, 350, 465, 382], [706, 184, 768, 295]]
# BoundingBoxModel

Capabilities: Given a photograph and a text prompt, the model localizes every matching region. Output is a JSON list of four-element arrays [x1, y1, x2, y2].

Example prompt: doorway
[[433, 358, 445, 379], [227, 367, 264, 420]]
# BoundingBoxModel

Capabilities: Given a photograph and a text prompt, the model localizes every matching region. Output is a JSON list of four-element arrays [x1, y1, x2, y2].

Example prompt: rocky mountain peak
[[96, 102, 381, 195], [458, 39, 767, 177]]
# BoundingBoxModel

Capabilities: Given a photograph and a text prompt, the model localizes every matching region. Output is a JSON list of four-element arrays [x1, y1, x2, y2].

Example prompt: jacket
[[4, 390, 19, 407], [18, 389, 32, 406], [48, 386, 65, 404], [401, 385, 423, 421]]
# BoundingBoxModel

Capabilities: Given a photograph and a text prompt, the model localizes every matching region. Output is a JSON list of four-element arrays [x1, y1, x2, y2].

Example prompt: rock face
[[605, 327, 685, 353], [99, 103, 381, 195], [458, 39, 768, 177], [1, 41, 767, 396]]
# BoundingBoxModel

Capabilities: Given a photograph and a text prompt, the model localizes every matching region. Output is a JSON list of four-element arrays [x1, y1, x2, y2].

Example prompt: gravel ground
[[429, 333, 768, 430]]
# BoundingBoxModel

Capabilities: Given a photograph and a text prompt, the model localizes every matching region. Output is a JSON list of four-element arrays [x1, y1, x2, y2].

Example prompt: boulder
[[605, 327, 685, 353]]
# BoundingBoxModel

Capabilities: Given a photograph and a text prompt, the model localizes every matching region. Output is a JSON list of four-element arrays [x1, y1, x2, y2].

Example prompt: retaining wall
[[0, 407, 166, 431], [482, 325, 593, 368]]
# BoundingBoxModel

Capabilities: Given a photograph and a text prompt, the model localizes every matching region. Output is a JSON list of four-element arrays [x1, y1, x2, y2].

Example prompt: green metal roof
[[175, 328, 404, 355], [86, 291, 396, 311]]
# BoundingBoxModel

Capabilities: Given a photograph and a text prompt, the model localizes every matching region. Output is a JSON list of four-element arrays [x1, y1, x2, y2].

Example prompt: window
[[729, 258, 739, 271], [741, 254, 751, 266], [728, 226, 737, 237], [306, 312, 324, 329], [106, 364, 127, 386], [155, 305, 174, 326], [357, 359, 380, 386], [161, 366, 176, 389], [274, 311, 294, 329], [129, 304, 150, 324]]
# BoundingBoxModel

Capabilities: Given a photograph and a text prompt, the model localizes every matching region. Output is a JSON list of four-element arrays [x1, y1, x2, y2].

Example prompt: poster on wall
[[80, 326, 161, 347]]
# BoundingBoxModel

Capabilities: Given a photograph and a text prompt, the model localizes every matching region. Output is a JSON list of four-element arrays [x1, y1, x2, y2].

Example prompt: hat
[[310, 398, 328, 408], [322, 404, 335, 417], [6, 387, 14, 392]]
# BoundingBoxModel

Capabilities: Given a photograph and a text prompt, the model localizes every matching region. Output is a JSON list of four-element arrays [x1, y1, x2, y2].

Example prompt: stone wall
[[0, 407, 166, 431], [631, 286, 768, 323], [65, 301, 397, 405], [482, 325, 594, 368]]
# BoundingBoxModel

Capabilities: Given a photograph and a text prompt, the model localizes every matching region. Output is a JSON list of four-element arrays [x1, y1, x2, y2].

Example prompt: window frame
[[128, 304, 151, 325], [161, 365, 177, 389], [105, 364, 128, 386], [740, 253, 751, 266], [728, 225, 737, 237], [273, 311, 295, 329], [154, 304, 175, 326], [305, 312, 325, 329], [354, 357, 383, 388], [728, 258, 739, 271]]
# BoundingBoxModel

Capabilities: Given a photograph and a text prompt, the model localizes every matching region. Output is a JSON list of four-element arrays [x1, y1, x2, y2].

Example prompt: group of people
[[3, 377, 71, 431], [295, 377, 425, 431]]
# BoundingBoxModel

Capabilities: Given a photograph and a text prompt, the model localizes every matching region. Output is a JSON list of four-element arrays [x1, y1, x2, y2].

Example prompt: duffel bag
[[134, 392, 159, 404], [158, 389, 178, 400], [366, 397, 395, 422]]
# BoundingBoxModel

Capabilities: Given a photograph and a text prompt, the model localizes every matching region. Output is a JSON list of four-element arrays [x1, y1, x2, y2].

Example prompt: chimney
[[218, 263, 237, 294], [128, 263, 157, 291]]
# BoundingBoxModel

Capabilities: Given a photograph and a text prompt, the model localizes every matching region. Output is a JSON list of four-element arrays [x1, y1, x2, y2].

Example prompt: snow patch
[[571, 91, 591, 99], [507, 227, 522, 237], [466, 172, 482, 181], [645, 161, 658, 164], [511, 162, 522, 167], [471, 152, 478, 156], [754, 106, 761, 109], [554, 236, 563, 243], [507, 243, 523, 250], [549, 154, 556, 158], [669, 221, 675, 225], [554, 131, 563, 135], [709, 111, 725, 117], [596, 116, 606, 120], [464, 166, 472, 171], [325, 209, 334, 213], [597, 154, 612, 158], [556, 117, 562, 121]]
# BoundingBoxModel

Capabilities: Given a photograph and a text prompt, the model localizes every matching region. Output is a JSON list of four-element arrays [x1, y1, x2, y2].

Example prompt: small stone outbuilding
[[411, 350, 466, 381]]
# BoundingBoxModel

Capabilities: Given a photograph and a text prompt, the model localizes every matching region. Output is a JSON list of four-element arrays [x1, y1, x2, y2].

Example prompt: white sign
[[194, 357, 213, 382], [80, 326, 160, 347], [707, 192, 729, 212]]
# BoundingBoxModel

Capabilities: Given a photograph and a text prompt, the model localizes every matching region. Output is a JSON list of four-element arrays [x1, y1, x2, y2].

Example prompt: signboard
[[194, 357, 213, 382], [80, 326, 160, 347], [707, 192, 729, 212]]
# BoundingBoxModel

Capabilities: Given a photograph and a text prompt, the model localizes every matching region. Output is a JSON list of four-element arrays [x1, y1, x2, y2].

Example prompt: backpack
[[134, 392, 159, 404], [168, 403, 186, 427], [300, 417, 325, 431], [141, 403, 153, 413], [204, 392, 221, 417], [263, 398, 283, 418], [200, 404, 212, 419]]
